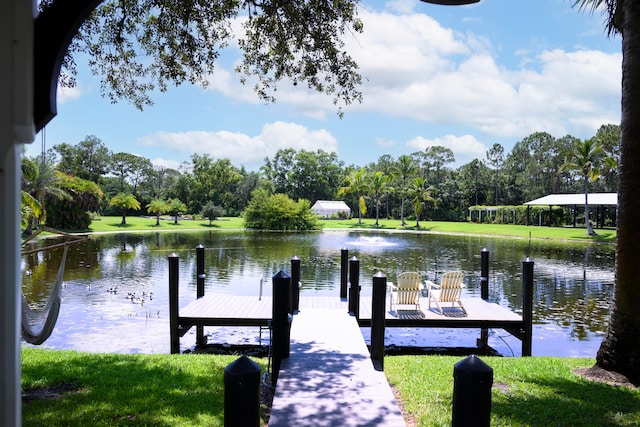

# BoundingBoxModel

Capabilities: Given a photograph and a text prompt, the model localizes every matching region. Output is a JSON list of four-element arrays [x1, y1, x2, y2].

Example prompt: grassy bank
[[22, 349, 639, 426], [83, 216, 615, 243]]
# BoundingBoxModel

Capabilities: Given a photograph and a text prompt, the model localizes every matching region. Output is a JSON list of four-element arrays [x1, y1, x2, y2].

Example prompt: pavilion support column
[[1, 1, 36, 425]]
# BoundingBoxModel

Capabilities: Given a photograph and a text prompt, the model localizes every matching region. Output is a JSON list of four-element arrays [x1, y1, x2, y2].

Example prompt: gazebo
[[524, 193, 617, 227]]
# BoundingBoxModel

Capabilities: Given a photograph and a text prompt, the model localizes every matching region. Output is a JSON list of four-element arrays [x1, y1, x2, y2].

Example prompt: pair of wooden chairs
[[388, 271, 466, 314]]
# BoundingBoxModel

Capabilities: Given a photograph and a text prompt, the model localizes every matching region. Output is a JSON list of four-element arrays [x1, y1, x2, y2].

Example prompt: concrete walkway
[[268, 307, 405, 426]]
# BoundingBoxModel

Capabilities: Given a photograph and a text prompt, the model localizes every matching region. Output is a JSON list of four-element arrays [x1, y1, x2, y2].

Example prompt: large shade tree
[[574, 0, 640, 384], [52, 0, 364, 115]]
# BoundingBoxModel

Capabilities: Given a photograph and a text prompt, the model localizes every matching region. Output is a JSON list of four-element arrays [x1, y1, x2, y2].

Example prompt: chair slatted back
[[438, 271, 464, 302], [396, 272, 422, 305]]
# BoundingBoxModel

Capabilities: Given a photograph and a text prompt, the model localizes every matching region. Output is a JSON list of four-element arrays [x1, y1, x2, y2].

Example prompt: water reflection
[[21, 230, 614, 356]]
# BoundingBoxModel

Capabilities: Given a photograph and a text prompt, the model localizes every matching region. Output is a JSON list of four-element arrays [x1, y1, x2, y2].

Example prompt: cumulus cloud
[[207, 7, 620, 141], [137, 121, 338, 168], [406, 134, 487, 166]]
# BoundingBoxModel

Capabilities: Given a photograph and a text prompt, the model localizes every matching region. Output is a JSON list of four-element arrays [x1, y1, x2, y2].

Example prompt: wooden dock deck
[[268, 305, 405, 426], [173, 294, 526, 352]]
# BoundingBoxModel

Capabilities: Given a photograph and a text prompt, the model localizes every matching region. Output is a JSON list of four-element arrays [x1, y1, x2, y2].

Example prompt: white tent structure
[[311, 200, 351, 218]]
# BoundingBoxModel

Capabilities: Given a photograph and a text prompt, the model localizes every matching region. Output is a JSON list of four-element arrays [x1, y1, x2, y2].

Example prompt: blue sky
[[28, 0, 621, 171]]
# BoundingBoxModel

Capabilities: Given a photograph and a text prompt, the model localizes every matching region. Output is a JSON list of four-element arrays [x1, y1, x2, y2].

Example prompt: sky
[[27, 0, 622, 172]]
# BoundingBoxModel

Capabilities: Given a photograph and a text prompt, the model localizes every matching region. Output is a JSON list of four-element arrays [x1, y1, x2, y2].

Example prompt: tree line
[[20, 124, 619, 230]]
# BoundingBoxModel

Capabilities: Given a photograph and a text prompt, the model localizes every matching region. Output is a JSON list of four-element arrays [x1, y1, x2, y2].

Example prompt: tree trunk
[[121, 211, 126, 225], [155, 213, 160, 226], [584, 175, 595, 236], [597, 0, 640, 385]]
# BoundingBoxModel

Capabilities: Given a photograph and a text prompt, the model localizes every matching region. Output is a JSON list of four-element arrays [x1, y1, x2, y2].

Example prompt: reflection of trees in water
[[22, 230, 616, 339]]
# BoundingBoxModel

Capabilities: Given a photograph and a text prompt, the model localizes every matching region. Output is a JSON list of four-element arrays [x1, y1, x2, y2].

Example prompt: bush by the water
[[243, 189, 320, 231]]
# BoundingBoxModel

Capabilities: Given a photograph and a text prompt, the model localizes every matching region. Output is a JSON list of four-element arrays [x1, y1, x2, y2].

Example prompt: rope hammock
[[21, 244, 69, 345], [21, 128, 91, 344]]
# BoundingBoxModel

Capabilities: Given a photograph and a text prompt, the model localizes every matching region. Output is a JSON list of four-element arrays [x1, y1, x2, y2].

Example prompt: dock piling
[[348, 257, 360, 319], [370, 272, 386, 371], [340, 248, 348, 299], [480, 248, 489, 300], [452, 355, 493, 427], [224, 355, 261, 427], [196, 244, 206, 347], [272, 271, 291, 384], [168, 253, 180, 354], [522, 257, 534, 356], [290, 256, 300, 314]]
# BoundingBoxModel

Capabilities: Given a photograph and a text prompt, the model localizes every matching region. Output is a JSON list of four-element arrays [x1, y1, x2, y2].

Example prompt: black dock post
[[480, 248, 489, 300], [522, 257, 534, 356], [290, 256, 301, 314], [452, 355, 493, 427], [168, 253, 180, 354], [196, 244, 206, 347], [272, 271, 291, 384], [224, 355, 261, 427], [348, 256, 360, 319], [370, 272, 387, 371], [340, 248, 348, 299]]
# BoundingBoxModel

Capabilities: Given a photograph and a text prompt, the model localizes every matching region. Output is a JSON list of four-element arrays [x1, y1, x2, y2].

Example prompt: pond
[[21, 229, 615, 357]]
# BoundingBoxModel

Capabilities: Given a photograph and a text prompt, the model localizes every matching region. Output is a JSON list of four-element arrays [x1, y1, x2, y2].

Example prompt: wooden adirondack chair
[[426, 271, 466, 314], [388, 271, 423, 311]]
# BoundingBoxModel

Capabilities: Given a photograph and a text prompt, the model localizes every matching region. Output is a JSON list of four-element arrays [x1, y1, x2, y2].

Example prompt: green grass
[[81, 216, 615, 244], [385, 356, 640, 427], [23, 350, 639, 426], [21, 348, 268, 426]]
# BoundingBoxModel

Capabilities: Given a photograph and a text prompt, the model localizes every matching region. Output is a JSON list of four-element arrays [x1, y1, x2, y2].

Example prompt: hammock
[[21, 243, 69, 345]]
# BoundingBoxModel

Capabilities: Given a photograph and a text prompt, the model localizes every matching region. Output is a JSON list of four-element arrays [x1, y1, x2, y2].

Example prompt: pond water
[[21, 229, 615, 357]]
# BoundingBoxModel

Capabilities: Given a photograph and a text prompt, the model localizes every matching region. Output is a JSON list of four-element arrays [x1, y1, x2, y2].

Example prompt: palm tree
[[338, 169, 369, 225], [392, 155, 417, 226], [369, 171, 390, 227], [408, 177, 435, 228], [559, 138, 609, 236], [146, 198, 171, 226], [574, 0, 640, 384], [109, 193, 141, 225], [168, 198, 188, 224]]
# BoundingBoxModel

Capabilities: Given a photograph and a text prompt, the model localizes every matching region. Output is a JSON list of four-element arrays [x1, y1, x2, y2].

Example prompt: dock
[[171, 294, 526, 352], [268, 303, 405, 426]]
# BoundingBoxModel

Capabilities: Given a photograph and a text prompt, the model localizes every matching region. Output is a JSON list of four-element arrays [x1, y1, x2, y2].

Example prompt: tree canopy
[[50, 0, 364, 116]]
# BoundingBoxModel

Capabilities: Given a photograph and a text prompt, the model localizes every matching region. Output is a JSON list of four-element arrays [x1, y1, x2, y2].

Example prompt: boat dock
[[170, 294, 526, 353], [268, 303, 405, 426]]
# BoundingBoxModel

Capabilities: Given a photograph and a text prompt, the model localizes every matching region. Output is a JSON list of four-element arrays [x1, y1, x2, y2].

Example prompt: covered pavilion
[[524, 193, 618, 227]]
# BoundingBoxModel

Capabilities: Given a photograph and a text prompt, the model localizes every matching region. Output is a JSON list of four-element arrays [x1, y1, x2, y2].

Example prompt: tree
[[559, 138, 609, 236], [408, 177, 435, 228], [486, 143, 504, 205], [201, 201, 226, 226], [59, 0, 363, 116], [338, 168, 369, 225], [168, 198, 188, 224], [369, 171, 390, 226], [392, 154, 417, 226], [46, 171, 103, 230], [109, 193, 141, 225], [574, 0, 640, 384], [110, 152, 153, 195], [243, 189, 319, 231], [146, 198, 171, 226], [53, 135, 111, 183]]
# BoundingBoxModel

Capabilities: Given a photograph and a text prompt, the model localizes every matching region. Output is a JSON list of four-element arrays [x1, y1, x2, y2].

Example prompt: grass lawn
[[81, 216, 615, 244], [22, 349, 639, 426]]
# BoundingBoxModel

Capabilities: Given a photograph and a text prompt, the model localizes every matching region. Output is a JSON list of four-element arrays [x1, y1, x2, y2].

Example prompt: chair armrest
[[425, 280, 439, 290], [387, 282, 397, 291]]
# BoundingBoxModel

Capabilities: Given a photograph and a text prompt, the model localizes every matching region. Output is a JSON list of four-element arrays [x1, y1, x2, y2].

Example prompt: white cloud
[[137, 121, 338, 168], [406, 134, 487, 166], [57, 84, 86, 103], [206, 7, 620, 141]]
